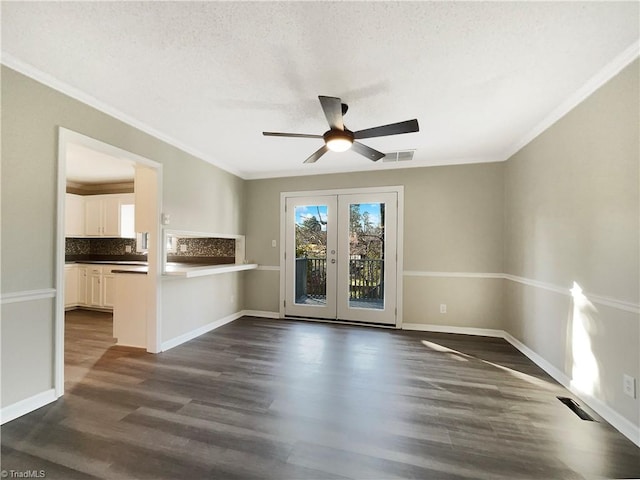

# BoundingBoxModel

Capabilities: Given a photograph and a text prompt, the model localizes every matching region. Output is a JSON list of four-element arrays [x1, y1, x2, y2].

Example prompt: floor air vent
[[557, 397, 596, 421]]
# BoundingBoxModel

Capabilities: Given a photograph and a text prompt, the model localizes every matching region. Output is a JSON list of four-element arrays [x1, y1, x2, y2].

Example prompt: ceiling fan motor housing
[[324, 128, 354, 152]]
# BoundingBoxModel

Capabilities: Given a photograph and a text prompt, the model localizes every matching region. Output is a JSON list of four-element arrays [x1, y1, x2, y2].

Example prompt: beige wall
[[1, 66, 245, 407], [504, 59, 640, 428], [244, 163, 505, 328]]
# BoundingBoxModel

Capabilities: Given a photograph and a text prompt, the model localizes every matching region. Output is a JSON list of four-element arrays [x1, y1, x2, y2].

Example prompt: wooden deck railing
[[295, 258, 384, 301]]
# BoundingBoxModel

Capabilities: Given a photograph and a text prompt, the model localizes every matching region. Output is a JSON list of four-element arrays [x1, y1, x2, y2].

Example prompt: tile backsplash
[[172, 237, 236, 257], [65, 238, 91, 256], [66, 236, 237, 265], [65, 237, 138, 257]]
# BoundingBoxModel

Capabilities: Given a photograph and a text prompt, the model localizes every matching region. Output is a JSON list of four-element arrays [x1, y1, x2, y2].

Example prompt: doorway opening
[[55, 128, 163, 398], [281, 187, 403, 327]]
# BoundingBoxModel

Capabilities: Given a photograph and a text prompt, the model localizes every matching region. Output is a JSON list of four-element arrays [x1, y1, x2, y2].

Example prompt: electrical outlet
[[180, 244, 187, 252], [623, 374, 636, 398], [440, 304, 447, 314], [125, 245, 132, 253]]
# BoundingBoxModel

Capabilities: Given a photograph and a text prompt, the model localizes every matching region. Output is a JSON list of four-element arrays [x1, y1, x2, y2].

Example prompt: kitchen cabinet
[[66, 263, 139, 310], [86, 264, 132, 309], [89, 266, 103, 306], [103, 272, 116, 308], [64, 265, 78, 308], [77, 266, 88, 305], [84, 194, 134, 237], [65, 193, 85, 237]]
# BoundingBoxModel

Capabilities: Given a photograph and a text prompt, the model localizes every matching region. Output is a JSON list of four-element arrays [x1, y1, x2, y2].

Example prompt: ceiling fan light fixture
[[326, 137, 353, 152], [324, 129, 354, 152]]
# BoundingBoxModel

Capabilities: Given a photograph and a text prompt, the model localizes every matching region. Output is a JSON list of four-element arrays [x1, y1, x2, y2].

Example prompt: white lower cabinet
[[89, 268, 103, 307], [103, 273, 116, 308], [77, 266, 88, 305], [66, 264, 130, 310], [64, 265, 78, 308]]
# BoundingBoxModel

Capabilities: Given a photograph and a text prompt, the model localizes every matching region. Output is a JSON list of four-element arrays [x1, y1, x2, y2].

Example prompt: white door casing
[[282, 187, 402, 327]]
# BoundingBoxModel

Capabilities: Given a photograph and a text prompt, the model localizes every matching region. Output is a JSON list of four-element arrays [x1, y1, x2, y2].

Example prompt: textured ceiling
[[2, 1, 638, 179]]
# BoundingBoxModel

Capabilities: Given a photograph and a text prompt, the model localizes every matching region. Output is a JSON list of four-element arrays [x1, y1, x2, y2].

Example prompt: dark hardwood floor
[[2, 312, 639, 479]]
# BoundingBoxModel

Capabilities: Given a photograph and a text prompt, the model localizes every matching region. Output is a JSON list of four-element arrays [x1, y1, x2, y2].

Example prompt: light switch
[[271, 240, 277, 248]]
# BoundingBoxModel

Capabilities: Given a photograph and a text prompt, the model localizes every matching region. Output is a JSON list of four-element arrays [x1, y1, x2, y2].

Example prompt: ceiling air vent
[[383, 150, 415, 162]]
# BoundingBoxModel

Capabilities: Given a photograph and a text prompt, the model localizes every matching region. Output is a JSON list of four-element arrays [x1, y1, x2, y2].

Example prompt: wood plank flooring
[[2, 312, 639, 479]]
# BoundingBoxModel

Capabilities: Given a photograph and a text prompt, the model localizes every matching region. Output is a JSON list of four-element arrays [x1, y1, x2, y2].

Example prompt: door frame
[[55, 127, 163, 398], [279, 185, 404, 328]]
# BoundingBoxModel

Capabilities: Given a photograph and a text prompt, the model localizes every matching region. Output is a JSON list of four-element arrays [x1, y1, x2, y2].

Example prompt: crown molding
[[3, 38, 638, 180], [501, 40, 640, 162], [0, 53, 247, 179]]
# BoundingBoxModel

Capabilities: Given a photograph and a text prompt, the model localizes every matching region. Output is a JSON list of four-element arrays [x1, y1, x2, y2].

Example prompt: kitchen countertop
[[112, 267, 148, 274], [66, 260, 149, 266], [163, 263, 258, 278], [66, 260, 257, 277]]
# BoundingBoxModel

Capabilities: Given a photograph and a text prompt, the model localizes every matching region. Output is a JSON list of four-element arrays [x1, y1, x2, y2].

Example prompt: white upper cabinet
[[81, 193, 135, 238], [84, 196, 103, 236], [103, 195, 122, 236], [65, 193, 86, 237]]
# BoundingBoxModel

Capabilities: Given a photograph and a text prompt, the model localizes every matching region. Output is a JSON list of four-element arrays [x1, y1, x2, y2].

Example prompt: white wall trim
[[504, 273, 640, 314], [1, 389, 57, 425], [0, 289, 56, 304], [1, 54, 244, 179], [501, 40, 640, 161], [255, 265, 280, 271], [404, 271, 503, 279], [580, 293, 640, 315], [161, 311, 243, 351], [402, 323, 505, 338], [241, 310, 280, 319], [504, 332, 640, 448], [503, 273, 569, 295], [161, 310, 279, 352], [402, 271, 640, 315]]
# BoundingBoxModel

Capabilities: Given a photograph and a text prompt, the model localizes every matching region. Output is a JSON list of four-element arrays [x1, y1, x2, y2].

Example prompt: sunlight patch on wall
[[569, 282, 601, 397]]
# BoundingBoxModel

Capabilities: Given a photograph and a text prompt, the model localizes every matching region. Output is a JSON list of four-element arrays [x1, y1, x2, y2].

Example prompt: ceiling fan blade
[[304, 145, 329, 164], [353, 119, 419, 139], [263, 132, 323, 138], [351, 141, 385, 162], [318, 96, 344, 130]]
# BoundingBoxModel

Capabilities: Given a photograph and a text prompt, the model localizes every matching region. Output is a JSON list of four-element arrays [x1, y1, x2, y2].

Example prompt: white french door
[[284, 192, 398, 326]]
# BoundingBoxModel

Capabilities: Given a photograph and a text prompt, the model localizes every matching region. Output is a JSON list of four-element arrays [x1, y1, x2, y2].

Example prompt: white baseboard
[[161, 311, 244, 351], [502, 332, 567, 385], [402, 323, 505, 338], [503, 332, 640, 448], [1, 388, 57, 425], [241, 310, 280, 319]]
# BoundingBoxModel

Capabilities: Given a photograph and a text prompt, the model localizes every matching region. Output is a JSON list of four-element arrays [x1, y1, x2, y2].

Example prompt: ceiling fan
[[263, 95, 419, 164]]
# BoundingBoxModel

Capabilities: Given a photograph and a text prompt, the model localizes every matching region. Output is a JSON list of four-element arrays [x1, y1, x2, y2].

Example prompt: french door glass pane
[[348, 203, 384, 310], [294, 205, 328, 306]]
